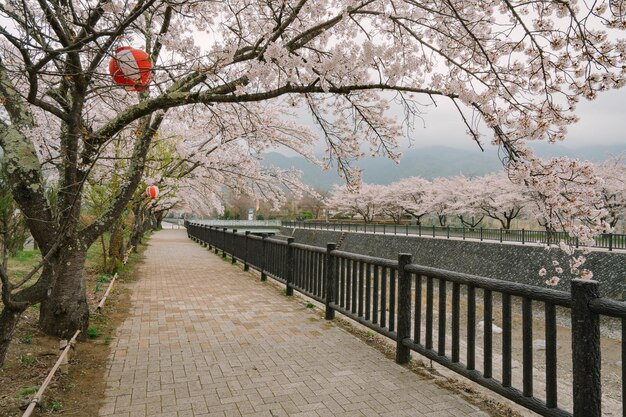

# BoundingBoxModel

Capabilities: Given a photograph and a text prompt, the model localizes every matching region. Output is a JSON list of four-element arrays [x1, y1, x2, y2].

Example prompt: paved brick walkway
[[99, 229, 489, 417]]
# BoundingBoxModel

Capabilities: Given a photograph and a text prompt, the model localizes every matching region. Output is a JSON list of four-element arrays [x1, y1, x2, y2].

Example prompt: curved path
[[99, 229, 488, 417]]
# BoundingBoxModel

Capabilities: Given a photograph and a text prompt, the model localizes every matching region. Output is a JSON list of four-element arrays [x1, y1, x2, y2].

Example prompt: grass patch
[[19, 354, 37, 366], [87, 326, 101, 339], [12, 250, 41, 263], [49, 399, 62, 412], [7, 249, 42, 287], [97, 274, 112, 283], [306, 303, 315, 308], [18, 386, 39, 397], [19, 334, 33, 344]]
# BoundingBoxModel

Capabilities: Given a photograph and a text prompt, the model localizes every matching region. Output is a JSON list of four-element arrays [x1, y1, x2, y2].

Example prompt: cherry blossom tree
[[383, 177, 431, 225], [474, 172, 528, 229], [327, 183, 384, 223], [594, 156, 626, 229], [374, 186, 406, 224], [424, 178, 455, 226], [445, 176, 486, 228], [510, 153, 609, 250], [293, 188, 330, 220], [0, 0, 623, 365]]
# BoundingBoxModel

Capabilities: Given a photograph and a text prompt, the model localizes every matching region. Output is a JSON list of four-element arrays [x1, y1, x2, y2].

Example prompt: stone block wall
[[282, 227, 625, 300]]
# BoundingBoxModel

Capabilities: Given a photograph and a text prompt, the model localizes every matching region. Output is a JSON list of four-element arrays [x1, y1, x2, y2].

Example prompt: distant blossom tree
[[425, 178, 455, 227], [445, 176, 486, 228], [390, 177, 431, 225], [374, 186, 407, 224], [474, 172, 528, 230], [327, 184, 383, 223]]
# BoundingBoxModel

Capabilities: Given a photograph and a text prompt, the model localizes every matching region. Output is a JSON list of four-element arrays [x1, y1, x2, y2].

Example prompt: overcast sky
[[285, 87, 626, 155], [404, 88, 625, 150]]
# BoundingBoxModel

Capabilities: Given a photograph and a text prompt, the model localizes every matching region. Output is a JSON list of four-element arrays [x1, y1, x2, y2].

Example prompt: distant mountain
[[262, 143, 625, 189]]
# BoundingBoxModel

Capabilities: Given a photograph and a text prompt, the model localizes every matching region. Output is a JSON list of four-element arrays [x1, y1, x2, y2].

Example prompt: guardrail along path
[[99, 229, 488, 417]]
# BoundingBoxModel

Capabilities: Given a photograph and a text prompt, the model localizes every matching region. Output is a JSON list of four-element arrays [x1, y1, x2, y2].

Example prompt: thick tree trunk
[[129, 206, 144, 252], [107, 220, 124, 273], [155, 211, 164, 230], [0, 306, 25, 367], [100, 235, 107, 271], [38, 250, 89, 338]]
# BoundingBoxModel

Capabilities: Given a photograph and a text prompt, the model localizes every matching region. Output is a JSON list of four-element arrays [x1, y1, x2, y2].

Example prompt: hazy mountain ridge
[[262, 143, 625, 189]]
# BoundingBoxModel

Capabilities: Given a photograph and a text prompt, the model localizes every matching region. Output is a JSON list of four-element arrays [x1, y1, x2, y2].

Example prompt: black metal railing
[[186, 222, 625, 417], [283, 221, 626, 251]]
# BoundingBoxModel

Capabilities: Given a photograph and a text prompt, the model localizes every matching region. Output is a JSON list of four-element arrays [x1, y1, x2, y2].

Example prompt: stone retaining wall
[[281, 227, 625, 300]]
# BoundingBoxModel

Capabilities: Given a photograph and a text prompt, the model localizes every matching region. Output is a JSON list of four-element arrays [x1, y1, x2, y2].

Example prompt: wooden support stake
[[97, 273, 118, 310], [22, 330, 81, 417]]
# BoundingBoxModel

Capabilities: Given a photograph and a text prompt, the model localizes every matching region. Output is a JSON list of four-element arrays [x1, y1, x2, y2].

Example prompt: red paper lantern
[[145, 185, 159, 199], [109, 46, 153, 91]]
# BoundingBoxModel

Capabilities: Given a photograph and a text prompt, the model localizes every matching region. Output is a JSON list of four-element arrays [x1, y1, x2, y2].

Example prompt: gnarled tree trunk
[[0, 306, 25, 367], [107, 219, 125, 273], [0, 261, 55, 366], [38, 250, 89, 339], [155, 210, 164, 230], [129, 205, 144, 252]]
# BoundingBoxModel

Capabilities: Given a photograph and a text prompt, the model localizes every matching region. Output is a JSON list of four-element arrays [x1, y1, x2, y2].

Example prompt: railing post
[[418, 224, 421, 236], [261, 234, 268, 281], [500, 228, 503, 243], [244, 231, 250, 271], [432, 225, 435, 238], [231, 230, 237, 264], [394, 223, 397, 235], [285, 237, 295, 295], [462, 227, 466, 240], [222, 228, 227, 258], [609, 233, 613, 251], [210, 225, 215, 247], [570, 279, 601, 417], [447, 225, 450, 239], [522, 228, 525, 245], [324, 243, 337, 320], [396, 253, 413, 364], [480, 227, 483, 241]]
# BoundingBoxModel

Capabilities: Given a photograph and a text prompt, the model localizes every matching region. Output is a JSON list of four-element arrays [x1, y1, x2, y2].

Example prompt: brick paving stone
[[99, 230, 490, 417]]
